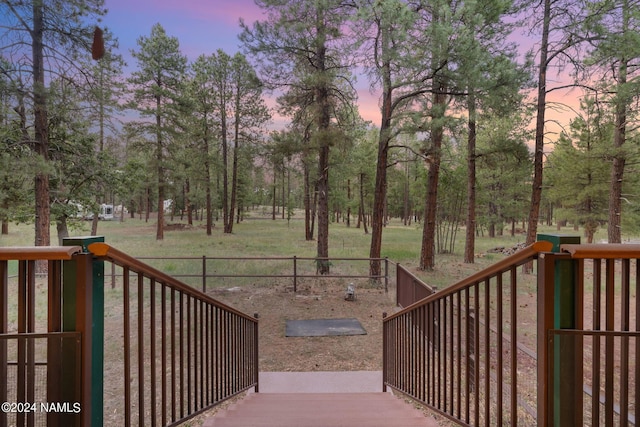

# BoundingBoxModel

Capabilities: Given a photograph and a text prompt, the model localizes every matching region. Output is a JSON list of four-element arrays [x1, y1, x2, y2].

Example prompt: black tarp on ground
[[285, 318, 367, 337]]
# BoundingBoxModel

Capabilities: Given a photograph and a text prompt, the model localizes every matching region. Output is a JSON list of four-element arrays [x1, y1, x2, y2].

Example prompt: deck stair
[[203, 392, 439, 427]]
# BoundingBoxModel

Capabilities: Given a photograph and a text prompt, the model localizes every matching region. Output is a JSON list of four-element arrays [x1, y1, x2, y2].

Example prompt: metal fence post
[[536, 234, 582, 427], [202, 255, 207, 292], [64, 236, 105, 427], [293, 256, 297, 292], [382, 312, 388, 392], [384, 257, 389, 293]]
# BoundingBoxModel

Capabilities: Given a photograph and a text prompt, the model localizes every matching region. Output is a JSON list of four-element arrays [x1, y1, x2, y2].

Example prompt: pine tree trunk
[[464, 92, 477, 263], [525, 0, 550, 265], [304, 158, 312, 240], [155, 101, 164, 240], [205, 132, 212, 235], [33, 1, 50, 255], [419, 86, 446, 271], [317, 138, 330, 274], [608, 7, 629, 243], [222, 114, 231, 233], [369, 87, 392, 278]]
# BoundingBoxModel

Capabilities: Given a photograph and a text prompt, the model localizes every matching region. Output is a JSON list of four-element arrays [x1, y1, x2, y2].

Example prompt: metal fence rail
[[89, 243, 259, 427], [118, 255, 390, 292], [383, 241, 552, 427]]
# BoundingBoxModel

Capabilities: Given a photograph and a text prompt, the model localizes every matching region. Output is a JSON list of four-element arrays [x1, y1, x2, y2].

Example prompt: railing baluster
[[426, 302, 432, 406], [179, 292, 184, 418], [161, 284, 167, 427], [196, 301, 202, 408], [635, 260, 640, 427], [464, 288, 471, 423], [412, 309, 417, 398], [186, 295, 192, 414], [441, 298, 447, 411], [456, 291, 462, 419], [205, 304, 211, 404], [17, 260, 27, 427], [137, 272, 144, 427], [215, 306, 220, 403], [619, 259, 630, 427], [484, 278, 490, 427], [605, 259, 615, 426], [123, 266, 131, 427], [473, 282, 480, 427], [510, 267, 518, 427], [27, 260, 35, 427], [592, 259, 602, 426], [170, 288, 176, 422], [150, 278, 157, 426], [0, 260, 7, 427], [497, 274, 503, 425]]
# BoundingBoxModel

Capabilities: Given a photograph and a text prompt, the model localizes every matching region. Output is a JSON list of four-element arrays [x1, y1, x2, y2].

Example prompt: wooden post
[[536, 234, 582, 427], [63, 236, 105, 427], [0, 260, 7, 427]]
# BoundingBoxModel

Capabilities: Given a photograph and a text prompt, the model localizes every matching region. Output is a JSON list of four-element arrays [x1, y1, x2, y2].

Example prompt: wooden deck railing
[[538, 244, 640, 426], [0, 246, 86, 427], [89, 242, 259, 426], [396, 264, 436, 309], [384, 240, 640, 427], [383, 241, 552, 426], [0, 241, 259, 427]]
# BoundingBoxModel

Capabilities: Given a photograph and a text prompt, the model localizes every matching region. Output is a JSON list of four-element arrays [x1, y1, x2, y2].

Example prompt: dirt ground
[[209, 278, 399, 372]]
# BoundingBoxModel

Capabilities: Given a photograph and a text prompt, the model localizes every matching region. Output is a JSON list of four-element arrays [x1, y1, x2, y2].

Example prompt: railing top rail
[[561, 243, 640, 259], [0, 246, 82, 261], [385, 240, 553, 321], [88, 242, 257, 323]]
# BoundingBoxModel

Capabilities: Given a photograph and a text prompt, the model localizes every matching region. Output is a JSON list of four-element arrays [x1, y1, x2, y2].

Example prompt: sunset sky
[[101, 0, 580, 136], [102, 0, 262, 59]]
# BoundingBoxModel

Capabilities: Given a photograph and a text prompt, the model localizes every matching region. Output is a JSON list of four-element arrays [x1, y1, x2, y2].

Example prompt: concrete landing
[[258, 371, 383, 393]]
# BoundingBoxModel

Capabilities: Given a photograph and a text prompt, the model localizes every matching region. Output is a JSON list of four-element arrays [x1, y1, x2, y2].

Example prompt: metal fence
[[106, 255, 391, 292]]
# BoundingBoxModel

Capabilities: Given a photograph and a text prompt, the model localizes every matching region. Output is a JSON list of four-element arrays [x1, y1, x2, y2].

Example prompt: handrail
[[0, 246, 82, 260], [385, 240, 552, 320], [561, 243, 640, 258], [89, 242, 255, 322]]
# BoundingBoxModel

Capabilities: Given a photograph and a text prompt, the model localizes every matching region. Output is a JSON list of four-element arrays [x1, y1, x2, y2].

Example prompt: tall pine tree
[[128, 24, 187, 240]]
